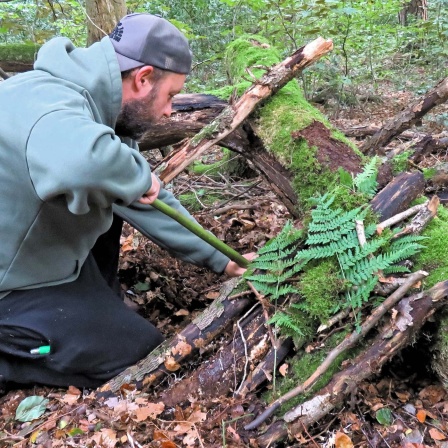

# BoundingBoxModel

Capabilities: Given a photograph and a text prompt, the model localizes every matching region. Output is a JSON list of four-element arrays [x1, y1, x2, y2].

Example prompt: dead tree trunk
[[154, 37, 334, 185], [99, 278, 254, 394], [361, 76, 448, 156]]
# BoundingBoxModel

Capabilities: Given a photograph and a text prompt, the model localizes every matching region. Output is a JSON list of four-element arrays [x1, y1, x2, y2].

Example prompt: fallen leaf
[[429, 428, 446, 441], [133, 402, 165, 422], [416, 409, 427, 423], [335, 431, 354, 448], [15, 396, 49, 422], [279, 363, 288, 377], [90, 428, 117, 448], [419, 385, 446, 405]]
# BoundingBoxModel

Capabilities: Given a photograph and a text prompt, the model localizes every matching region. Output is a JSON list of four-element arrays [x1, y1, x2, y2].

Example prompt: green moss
[[264, 329, 355, 413], [0, 43, 39, 62], [423, 167, 437, 180], [431, 310, 448, 388], [178, 192, 220, 212], [414, 206, 448, 287], [298, 260, 345, 322], [391, 150, 413, 175]]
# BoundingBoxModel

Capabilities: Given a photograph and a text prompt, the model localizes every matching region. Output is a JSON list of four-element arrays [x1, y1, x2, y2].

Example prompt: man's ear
[[133, 66, 156, 94]]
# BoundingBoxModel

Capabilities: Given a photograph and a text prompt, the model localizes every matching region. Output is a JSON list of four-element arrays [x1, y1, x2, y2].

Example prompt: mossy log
[[361, 76, 448, 156], [152, 36, 370, 218], [0, 43, 38, 73], [255, 280, 448, 447]]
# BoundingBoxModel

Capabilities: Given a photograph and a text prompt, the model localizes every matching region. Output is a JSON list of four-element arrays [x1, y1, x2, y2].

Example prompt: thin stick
[[151, 198, 249, 269], [376, 201, 428, 234], [244, 270, 427, 430]]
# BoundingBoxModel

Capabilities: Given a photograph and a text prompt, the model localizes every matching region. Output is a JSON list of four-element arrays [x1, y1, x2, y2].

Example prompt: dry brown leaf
[[205, 291, 220, 300], [164, 355, 181, 371], [419, 385, 446, 404], [133, 402, 165, 422], [429, 428, 447, 441], [174, 309, 190, 316], [395, 390, 411, 402], [279, 363, 288, 377], [335, 431, 354, 448], [416, 409, 426, 423], [90, 428, 117, 448]]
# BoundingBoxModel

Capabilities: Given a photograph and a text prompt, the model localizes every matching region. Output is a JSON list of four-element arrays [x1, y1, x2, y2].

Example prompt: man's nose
[[162, 103, 172, 118]]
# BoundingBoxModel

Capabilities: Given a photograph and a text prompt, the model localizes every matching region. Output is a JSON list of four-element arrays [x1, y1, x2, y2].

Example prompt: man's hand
[[138, 173, 161, 205], [224, 252, 257, 277]]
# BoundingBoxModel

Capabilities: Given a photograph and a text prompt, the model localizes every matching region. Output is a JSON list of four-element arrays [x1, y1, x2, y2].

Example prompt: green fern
[[353, 156, 379, 198], [245, 186, 427, 337]]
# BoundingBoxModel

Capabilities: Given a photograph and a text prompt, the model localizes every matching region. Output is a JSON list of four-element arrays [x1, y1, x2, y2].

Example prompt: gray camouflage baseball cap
[[109, 13, 192, 74]]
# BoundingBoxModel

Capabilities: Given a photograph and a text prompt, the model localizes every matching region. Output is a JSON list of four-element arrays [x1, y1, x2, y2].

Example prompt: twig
[[245, 270, 427, 430], [317, 308, 351, 333], [376, 201, 428, 234], [247, 281, 278, 350], [234, 303, 261, 395]]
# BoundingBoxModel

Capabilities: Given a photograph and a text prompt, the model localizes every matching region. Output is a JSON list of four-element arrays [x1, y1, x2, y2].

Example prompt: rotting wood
[[392, 195, 440, 239], [245, 270, 428, 430], [255, 280, 448, 447], [159, 309, 268, 407], [237, 338, 294, 397], [99, 278, 254, 393], [377, 200, 428, 234], [361, 76, 448, 156], [154, 37, 334, 184], [370, 171, 425, 221]]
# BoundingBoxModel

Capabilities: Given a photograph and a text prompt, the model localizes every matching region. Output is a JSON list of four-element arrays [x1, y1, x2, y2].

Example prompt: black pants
[[0, 216, 164, 388]]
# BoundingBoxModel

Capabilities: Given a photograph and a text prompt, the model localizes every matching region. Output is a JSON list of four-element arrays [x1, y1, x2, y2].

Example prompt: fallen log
[[138, 94, 250, 153], [361, 76, 448, 156], [98, 278, 253, 394], [0, 43, 38, 73], [370, 171, 425, 221], [154, 37, 334, 185], [159, 308, 269, 407], [255, 280, 448, 447]]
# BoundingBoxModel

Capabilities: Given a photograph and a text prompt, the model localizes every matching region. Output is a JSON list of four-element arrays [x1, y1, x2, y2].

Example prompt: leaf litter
[[1, 83, 448, 447]]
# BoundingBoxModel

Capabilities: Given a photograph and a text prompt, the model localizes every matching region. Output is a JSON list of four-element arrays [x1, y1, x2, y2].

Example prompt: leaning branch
[[256, 280, 448, 447], [244, 270, 427, 430], [154, 37, 333, 184]]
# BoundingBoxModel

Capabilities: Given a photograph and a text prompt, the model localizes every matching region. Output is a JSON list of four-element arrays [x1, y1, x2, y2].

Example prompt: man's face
[[115, 71, 186, 140]]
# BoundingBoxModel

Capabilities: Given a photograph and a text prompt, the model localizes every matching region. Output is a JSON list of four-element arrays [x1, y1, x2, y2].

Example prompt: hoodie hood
[[33, 36, 122, 127]]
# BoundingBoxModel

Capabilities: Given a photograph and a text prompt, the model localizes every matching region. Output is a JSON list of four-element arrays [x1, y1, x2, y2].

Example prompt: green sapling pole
[[151, 198, 250, 269]]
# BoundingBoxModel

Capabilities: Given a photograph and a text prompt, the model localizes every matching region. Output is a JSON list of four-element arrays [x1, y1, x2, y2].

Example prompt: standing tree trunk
[[85, 0, 127, 45], [398, 0, 428, 25]]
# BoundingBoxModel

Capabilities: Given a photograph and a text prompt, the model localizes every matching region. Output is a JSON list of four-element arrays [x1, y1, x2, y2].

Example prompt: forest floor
[[1, 80, 448, 448]]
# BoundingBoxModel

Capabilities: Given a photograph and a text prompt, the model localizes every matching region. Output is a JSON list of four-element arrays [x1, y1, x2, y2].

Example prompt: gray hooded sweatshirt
[[0, 36, 229, 297]]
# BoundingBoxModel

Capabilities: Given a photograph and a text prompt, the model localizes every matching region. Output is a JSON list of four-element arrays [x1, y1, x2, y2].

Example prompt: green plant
[[245, 161, 426, 337]]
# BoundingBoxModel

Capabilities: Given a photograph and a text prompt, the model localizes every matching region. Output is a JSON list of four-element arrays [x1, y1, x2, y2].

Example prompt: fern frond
[[382, 265, 411, 274], [353, 157, 379, 197], [268, 311, 304, 336]]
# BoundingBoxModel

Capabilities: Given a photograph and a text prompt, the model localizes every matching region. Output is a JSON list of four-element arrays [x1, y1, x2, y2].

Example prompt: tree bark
[[86, 0, 126, 45], [361, 76, 448, 156], [256, 280, 448, 447], [370, 171, 425, 221]]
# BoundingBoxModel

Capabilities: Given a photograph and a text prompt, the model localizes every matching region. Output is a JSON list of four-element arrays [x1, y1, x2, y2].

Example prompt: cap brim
[[115, 52, 145, 72]]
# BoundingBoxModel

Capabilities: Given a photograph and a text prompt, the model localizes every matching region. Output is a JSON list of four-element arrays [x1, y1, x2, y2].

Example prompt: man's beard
[[115, 88, 160, 140]]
